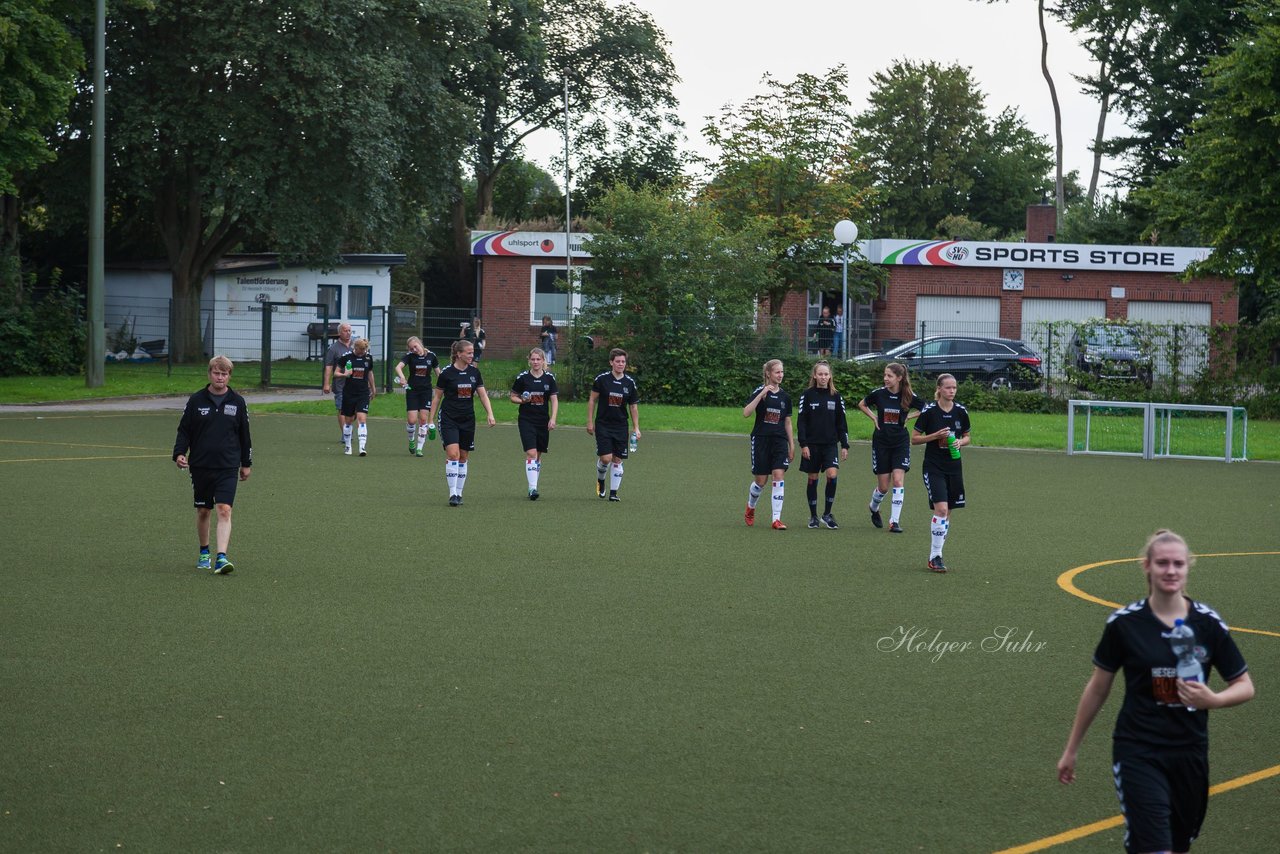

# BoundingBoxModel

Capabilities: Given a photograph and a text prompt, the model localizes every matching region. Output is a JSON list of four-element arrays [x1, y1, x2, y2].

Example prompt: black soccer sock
[[825, 476, 837, 515], [806, 479, 818, 516]]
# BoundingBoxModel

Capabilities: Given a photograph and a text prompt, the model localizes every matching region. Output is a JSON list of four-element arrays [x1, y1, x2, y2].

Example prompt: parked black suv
[[853, 335, 1043, 390], [1065, 324, 1153, 388]]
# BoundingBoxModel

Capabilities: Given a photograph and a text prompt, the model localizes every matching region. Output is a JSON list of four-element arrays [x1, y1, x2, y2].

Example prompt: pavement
[[0, 388, 323, 414]]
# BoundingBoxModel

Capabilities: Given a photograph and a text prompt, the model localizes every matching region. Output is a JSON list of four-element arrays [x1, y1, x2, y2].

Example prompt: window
[[531, 266, 593, 324], [349, 286, 372, 320], [317, 285, 341, 320]]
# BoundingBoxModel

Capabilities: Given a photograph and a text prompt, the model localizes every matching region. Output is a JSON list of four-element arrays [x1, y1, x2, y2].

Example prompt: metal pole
[[85, 0, 106, 387], [840, 245, 849, 359], [563, 73, 572, 319]]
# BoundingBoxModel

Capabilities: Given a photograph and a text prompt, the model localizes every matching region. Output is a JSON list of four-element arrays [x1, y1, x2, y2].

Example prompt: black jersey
[[1094, 598, 1247, 750], [343, 353, 375, 402], [513, 370, 558, 425], [863, 386, 925, 440], [797, 386, 849, 448], [745, 385, 792, 438], [592, 371, 639, 430], [173, 385, 252, 470], [436, 364, 485, 424], [400, 350, 439, 390], [914, 401, 970, 471]]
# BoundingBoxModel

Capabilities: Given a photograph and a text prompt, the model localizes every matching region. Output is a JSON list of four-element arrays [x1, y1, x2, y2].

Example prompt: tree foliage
[[853, 60, 1051, 239], [1147, 5, 1280, 319], [67, 0, 477, 359], [700, 67, 875, 315]]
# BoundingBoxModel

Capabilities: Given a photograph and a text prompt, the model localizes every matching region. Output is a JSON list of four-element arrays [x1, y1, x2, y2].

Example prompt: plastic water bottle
[[948, 431, 961, 459], [345, 359, 352, 373], [1167, 618, 1203, 711], [521, 391, 532, 402], [428, 423, 436, 441], [629, 431, 638, 453]]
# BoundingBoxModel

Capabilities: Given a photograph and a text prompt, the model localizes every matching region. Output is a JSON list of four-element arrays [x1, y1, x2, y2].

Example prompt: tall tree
[[968, 108, 1055, 236], [701, 66, 874, 315], [1147, 6, 1280, 319], [444, 0, 679, 283], [68, 0, 475, 360], [855, 60, 1021, 238], [0, 0, 80, 260]]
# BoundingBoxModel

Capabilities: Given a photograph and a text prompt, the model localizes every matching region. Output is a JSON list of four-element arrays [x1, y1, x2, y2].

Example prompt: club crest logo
[[944, 245, 970, 262]]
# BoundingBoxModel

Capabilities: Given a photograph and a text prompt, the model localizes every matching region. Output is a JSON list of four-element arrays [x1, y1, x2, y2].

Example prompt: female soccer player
[[509, 347, 558, 500], [742, 359, 794, 530], [585, 348, 640, 502], [334, 337, 376, 456], [431, 339, 496, 506], [911, 373, 969, 572], [393, 336, 439, 457], [796, 360, 849, 529], [858, 362, 925, 533], [1057, 530, 1254, 854]]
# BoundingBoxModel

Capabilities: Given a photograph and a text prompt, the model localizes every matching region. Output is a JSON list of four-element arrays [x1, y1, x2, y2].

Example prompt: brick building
[[470, 206, 1236, 369]]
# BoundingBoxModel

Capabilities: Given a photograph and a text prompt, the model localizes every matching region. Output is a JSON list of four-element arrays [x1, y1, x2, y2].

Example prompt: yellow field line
[[0, 454, 171, 464], [0, 438, 161, 451], [999, 552, 1280, 852]]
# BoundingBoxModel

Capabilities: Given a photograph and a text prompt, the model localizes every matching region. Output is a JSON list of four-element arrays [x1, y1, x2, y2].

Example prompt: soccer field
[[1, 409, 1277, 852]]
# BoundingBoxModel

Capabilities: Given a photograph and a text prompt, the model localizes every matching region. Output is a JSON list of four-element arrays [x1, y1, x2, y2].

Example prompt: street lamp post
[[833, 220, 859, 360]]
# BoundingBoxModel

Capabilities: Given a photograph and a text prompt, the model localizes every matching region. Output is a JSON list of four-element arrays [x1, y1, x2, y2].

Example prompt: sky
[[524, 0, 1127, 193]]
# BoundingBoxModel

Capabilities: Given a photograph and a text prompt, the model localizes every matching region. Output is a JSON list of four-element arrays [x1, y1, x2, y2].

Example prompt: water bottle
[[521, 391, 532, 402], [1167, 618, 1203, 711], [345, 359, 352, 373], [428, 423, 436, 441], [629, 431, 638, 453], [948, 431, 961, 460]]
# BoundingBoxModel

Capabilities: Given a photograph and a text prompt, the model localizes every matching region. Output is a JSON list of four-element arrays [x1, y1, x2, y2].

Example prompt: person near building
[[814, 306, 835, 357], [832, 305, 846, 358]]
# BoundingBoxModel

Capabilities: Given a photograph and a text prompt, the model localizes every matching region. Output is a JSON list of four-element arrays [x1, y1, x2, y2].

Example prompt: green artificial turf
[[1, 410, 1277, 852]]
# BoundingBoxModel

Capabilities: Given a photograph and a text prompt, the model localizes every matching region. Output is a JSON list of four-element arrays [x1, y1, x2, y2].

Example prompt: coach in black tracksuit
[[173, 355, 252, 575]]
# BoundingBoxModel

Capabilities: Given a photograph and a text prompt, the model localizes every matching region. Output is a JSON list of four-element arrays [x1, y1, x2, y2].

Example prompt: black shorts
[[519, 420, 550, 454], [439, 416, 476, 451], [191, 467, 238, 509], [922, 462, 965, 509], [871, 433, 912, 474], [594, 426, 629, 459], [799, 442, 840, 474], [750, 433, 790, 476], [340, 395, 370, 418], [1113, 746, 1208, 854], [405, 389, 432, 412]]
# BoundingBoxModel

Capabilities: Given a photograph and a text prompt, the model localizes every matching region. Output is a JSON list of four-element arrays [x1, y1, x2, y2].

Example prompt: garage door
[[1128, 301, 1212, 378], [914, 296, 1000, 338], [1020, 298, 1106, 377]]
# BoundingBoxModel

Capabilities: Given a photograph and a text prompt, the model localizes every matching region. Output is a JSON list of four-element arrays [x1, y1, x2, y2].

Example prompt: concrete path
[[0, 388, 322, 414]]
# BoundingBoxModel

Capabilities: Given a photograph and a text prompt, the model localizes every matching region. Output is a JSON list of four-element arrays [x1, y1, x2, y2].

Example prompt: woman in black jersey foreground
[[1058, 530, 1254, 854]]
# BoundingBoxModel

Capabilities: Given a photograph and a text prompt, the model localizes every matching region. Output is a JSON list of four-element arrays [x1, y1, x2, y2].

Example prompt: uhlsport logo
[[540, 238, 554, 252], [943, 245, 969, 262]]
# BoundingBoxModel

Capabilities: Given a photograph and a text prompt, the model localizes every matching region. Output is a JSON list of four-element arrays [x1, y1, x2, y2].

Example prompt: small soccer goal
[[1067, 400, 1247, 462]]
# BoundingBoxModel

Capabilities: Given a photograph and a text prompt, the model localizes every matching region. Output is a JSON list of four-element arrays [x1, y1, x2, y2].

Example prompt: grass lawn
[[1, 408, 1278, 852]]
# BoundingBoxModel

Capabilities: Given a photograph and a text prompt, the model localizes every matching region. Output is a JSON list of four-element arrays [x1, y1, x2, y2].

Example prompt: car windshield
[[885, 339, 927, 357], [1085, 327, 1137, 347]]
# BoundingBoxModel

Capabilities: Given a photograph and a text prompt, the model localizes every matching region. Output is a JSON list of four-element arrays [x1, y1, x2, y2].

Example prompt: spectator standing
[[539, 315, 558, 365], [832, 305, 845, 358], [321, 322, 354, 443]]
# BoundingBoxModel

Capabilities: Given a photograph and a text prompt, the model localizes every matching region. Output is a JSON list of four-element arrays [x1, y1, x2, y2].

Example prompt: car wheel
[[989, 372, 1014, 391]]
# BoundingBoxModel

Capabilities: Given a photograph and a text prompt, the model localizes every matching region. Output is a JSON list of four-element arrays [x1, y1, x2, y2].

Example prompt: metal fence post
[[261, 304, 272, 387]]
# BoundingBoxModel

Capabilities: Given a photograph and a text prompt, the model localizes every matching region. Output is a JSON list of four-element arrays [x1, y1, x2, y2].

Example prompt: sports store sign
[[865, 239, 1212, 273], [471, 230, 591, 259]]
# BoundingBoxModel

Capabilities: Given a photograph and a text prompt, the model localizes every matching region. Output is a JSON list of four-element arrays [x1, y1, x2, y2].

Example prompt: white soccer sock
[[343, 424, 353, 446], [446, 460, 458, 495], [457, 461, 468, 495], [418, 425, 429, 445], [596, 460, 608, 483], [526, 459, 539, 490], [357, 423, 367, 450], [610, 462, 623, 492], [406, 424, 416, 442], [870, 488, 886, 511], [890, 487, 905, 523], [771, 480, 785, 521], [931, 515, 948, 558], [747, 481, 763, 509]]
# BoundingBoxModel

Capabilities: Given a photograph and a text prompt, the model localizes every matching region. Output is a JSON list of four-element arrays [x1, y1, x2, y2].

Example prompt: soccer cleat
[[359, 448, 367, 457], [214, 555, 234, 575], [409, 441, 416, 455], [744, 505, 755, 527], [415, 446, 424, 457], [608, 492, 621, 502], [889, 521, 903, 534], [927, 555, 948, 573], [808, 517, 820, 529], [597, 478, 606, 498], [771, 519, 787, 530], [869, 507, 883, 528], [529, 489, 539, 501], [822, 514, 839, 530], [344, 444, 352, 455], [448, 494, 460, 507], [196, 552, 212, 570]]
